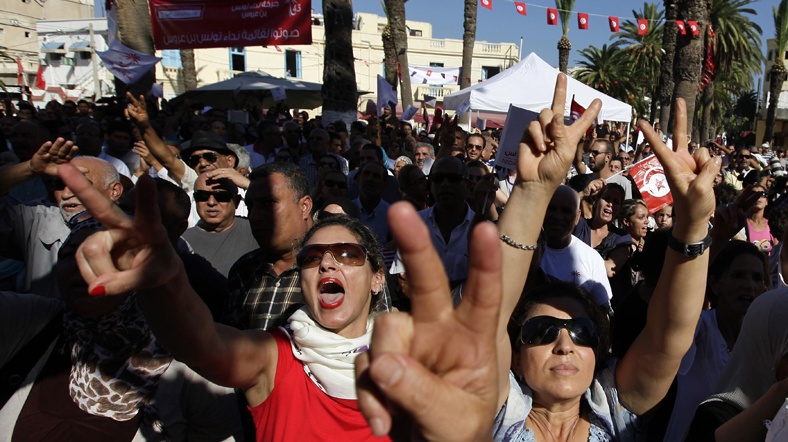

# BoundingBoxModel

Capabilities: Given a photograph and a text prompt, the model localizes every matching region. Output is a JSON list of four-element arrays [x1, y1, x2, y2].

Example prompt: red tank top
[[249, 328, 391, 442]]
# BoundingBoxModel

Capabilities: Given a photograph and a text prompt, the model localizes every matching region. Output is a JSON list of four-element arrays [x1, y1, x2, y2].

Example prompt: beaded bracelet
[[499, 233, 538, 251]]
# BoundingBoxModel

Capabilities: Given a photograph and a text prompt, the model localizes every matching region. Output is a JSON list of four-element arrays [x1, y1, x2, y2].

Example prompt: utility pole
[[89, 23, 102, 100]]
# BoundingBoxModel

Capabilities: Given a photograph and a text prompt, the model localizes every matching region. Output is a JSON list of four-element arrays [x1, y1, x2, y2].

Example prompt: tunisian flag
[[627, 155, 673, 213], [687, 20, 700, 37], [547, 8, 558, 25], [480, 0, 492, 10], [608, 16, 619, 33], [675, 20, 687, 35], [578, 13, 589, 30], [514, 2, 526, 15], [570, 96, 594, 138], [637, 19, 649, 35]]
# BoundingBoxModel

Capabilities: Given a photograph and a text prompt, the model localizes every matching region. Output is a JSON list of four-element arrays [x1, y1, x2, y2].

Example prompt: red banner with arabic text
[[149, 0, 312, 50], [627, 155, 673, 213]]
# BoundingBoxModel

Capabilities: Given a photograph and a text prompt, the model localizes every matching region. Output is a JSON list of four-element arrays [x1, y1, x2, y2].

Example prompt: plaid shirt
[[224, 249, 302, 331]]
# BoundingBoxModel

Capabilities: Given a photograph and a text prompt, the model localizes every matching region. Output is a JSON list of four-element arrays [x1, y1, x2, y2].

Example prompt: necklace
[[529, 411, 581, 442]]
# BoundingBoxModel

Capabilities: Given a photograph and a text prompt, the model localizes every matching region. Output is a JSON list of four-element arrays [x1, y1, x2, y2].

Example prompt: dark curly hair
[[509, 282, 611, 371]]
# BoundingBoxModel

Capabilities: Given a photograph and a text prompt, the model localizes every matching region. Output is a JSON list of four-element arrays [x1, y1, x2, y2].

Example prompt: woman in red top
[[53, 163, 391, 441]]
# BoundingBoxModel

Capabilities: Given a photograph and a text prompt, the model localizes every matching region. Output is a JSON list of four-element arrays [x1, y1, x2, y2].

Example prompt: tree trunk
[[658, 0, 678, 128], [671, 0, 709, 138], [459, 0, 477, 126], [382, 26, 398, 90], [114, 0, 156, 97], [557, 36, 571, 74], [322, 0, 358, 127], [764, 61, 787, 146], [180, 49, 198, 92], [385, 0, 412, 109], [699, 80, 713, 142]]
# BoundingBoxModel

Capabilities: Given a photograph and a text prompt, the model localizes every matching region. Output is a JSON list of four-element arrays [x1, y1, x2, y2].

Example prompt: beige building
[[0, 0, 94, 97], [156, 11, 520, 112], [755, 38, 788, 148]]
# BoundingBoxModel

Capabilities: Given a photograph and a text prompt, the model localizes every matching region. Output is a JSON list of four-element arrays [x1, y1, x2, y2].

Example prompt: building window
[[285, 50, 301, 78], [79, 52, 91, 60], [429, 62, 444, 67], [161, 50, 182, 68], [409, 29, 422, 37], [481, 66, 500, 81], [377, 23, 386, 33], [24, 31, 31, 38], [229, 47, 245, 72]]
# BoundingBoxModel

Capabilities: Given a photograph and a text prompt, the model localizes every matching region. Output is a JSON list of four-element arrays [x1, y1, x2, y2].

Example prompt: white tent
[[443, 52, 632, 123]]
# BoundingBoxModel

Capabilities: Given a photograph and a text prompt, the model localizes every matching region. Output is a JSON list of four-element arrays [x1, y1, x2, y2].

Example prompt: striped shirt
[[224, 249, 302, 331]]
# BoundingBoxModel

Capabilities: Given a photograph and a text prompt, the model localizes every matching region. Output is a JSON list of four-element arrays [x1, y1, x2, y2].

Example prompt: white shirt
[[540, 236, 613, 307]]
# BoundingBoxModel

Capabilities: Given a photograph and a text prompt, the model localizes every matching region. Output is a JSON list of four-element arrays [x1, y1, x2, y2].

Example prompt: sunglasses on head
[[296, 243, 368, 269], [187, 152, 219, 168], [519, 316, 599, 348], [429, 173, 466, 184], [193, 189, 234, 203], [323, 179, 347, 189]]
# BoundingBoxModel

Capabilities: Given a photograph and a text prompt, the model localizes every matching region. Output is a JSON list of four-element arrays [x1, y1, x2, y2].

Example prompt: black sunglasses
[[590, 150, 608, 156], [467, 143, 483, 151], [193, 190, 234, 203], [296, 243, 368, 269], [323, 179, 347, 189], [519, 316, 599, 348], [187, 152, 219, 168], [429, 173, 466, 184], [736, 154, 752, 159]]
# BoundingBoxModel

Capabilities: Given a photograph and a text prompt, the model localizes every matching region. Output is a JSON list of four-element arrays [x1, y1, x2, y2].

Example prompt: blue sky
[[317, 0, 776, 73]]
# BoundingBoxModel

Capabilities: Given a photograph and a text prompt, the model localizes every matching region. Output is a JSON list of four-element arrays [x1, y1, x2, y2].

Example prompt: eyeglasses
[[736, 154, 752, 159], [590, 150, 608, 156], [193, 190, 234, 203], [467, 143, 483, 151], [518, 316, 599, 348], [296, 243, 368, 269], [619, 156, 631, 161], [429, 173, 467, 184], [323, 179, 347, 189], [187, 152, 219, 168]]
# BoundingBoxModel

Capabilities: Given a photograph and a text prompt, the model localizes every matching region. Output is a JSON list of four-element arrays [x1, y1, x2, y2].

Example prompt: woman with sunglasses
[[488, 80, 718, 440], [49, 163, 393, 441]]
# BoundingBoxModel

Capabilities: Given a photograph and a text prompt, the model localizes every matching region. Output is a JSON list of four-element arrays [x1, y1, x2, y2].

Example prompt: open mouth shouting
[[319, 277, 345, 309]]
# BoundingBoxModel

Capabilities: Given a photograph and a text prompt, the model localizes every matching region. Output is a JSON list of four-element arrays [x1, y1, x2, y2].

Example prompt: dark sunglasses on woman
[[296, 243, 368, 269], [519, 316, 599, 348]]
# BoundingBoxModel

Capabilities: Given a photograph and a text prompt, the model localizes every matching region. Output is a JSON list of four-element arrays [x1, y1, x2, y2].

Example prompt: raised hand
[[30, 138, 79, 176], [57, 164, 182, 297], [204, 167, 251, 189], [639, 99, 720, 238], [517, 74, 601, 189], [125, 92, 151, 129], [356, 202, 502, 441]]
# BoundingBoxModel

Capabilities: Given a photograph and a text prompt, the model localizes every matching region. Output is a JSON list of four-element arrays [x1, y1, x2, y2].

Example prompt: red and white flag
[[547, 8, 558, 25], [35, 65, 46, 90], [480, 0, 492, 10], [97, 40, 161, 85], [675, 20, 686, 35], [687, 20, 699, 37], [627, 156, 673, 213], [637, 19, 648, 35], [578, 13, 589, 30], [608, 16, 619, 33], [514, 2, 526, 16], [570, 96, 594, 138], [16, 57, 25, 86]]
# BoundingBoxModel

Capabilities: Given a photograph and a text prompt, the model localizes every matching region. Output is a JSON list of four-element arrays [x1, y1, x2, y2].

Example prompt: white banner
[[409, 66, 460, 86]]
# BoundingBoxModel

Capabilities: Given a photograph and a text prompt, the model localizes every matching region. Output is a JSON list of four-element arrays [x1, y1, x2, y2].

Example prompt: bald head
[[543, 185, 581, 248], [56, 157, 123, 222]]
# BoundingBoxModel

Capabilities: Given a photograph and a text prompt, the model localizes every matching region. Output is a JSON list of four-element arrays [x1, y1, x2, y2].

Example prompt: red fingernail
[[89, 285, 106, 297]]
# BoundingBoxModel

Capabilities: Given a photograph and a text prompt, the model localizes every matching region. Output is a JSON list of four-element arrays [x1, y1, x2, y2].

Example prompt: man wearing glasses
[[575, 139, 637, 199], [181, 173, 256, 277], [465, 133, 487, 165], [724, 147, 758, 191]]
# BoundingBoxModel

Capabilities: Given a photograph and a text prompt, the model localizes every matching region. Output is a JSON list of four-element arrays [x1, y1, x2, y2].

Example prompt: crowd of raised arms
[[3, 75, 788, 442]]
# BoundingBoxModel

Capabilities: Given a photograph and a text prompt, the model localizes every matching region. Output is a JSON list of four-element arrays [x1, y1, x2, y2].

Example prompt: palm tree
[[574, 44, 642, 114], [763, 0, 788, 146], [672, 0, 710, 138], [556, 0, 576, 74], [459, 0, 477, 125], [698, 0, 762, 141], [613, 2, 664, 121], [180, 49, 198, 91], [322, 0, 359, 126], [114, 0, 156, 97], [381, 0, 413, 108], [657, 0, 679, 128]]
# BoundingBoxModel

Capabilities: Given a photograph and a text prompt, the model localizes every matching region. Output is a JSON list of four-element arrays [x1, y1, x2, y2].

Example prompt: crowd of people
[[2, 73, 788, 442]]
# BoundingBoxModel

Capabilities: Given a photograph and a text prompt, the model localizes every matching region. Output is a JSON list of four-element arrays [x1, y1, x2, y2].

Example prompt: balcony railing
[[413, 84, 460, 101]]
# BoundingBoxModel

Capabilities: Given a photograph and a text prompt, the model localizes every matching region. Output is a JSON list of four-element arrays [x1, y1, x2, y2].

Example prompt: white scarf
[[286, 307, 373, 400]]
